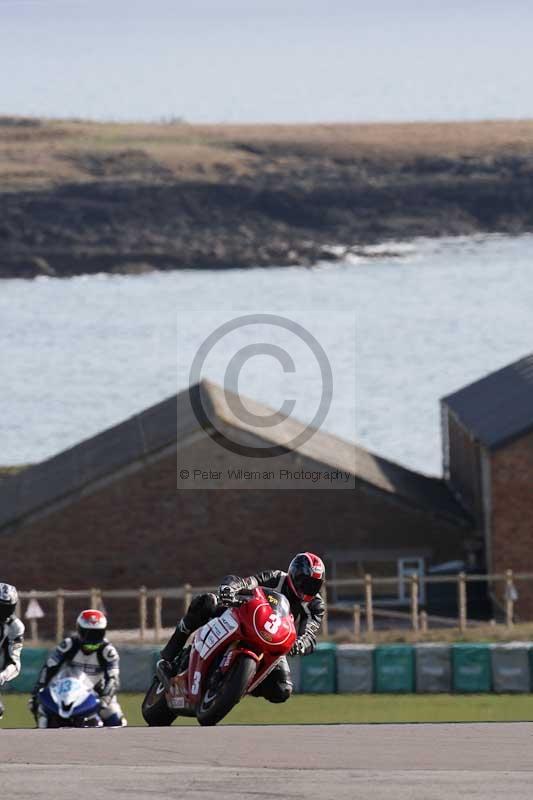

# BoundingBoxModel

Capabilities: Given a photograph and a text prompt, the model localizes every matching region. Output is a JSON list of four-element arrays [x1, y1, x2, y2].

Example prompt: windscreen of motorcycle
[[253, 591, 294, 646], [50, 667, 97, 718]]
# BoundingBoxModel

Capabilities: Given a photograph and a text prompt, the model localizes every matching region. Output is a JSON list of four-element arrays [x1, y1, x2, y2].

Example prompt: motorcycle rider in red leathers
[[160, 553, 325, 703]]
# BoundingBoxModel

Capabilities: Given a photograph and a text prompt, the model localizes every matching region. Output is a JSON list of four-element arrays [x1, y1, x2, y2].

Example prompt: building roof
[[352, 444, 468, 522], [442, 353, 533, 449], [0, 381, 469, 531], [200, 382, 467, 521]]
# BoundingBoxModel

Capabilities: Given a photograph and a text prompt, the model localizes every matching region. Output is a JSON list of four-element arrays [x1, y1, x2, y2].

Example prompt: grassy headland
[[1, 116, 533, 277]]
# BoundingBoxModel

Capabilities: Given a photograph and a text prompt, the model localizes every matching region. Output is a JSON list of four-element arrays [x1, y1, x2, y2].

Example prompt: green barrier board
[[5, 647, 48, 693], [118, 646, 160, 692], [415, 644, 452, 693], [374, 645, 415, 693], [300, 643, 337, 694], [452, 643, 492, 693], [492, 644, 530, 693], [526, 647, 533, 692]]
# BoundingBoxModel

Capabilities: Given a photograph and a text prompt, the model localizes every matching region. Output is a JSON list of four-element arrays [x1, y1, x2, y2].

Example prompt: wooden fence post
[[90, 588, 100, 609], [419, 610, 428, 634], [410, 574, 419, 632], [28, 589, 38, 642], [458, 572, 467, 632], [184, 583, 192, 615], [322, 598, 329, 638], [505, 569, 515, 628], [154, 594, 163, 641], [365, 574, 374, 637], [139, 586, 147, 642], [56, 589, 65, 642], [353, 604, 361, 640]]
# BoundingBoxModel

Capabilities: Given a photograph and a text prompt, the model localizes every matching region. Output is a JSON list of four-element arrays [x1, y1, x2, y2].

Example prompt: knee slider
[[270, 682, 292, 704]]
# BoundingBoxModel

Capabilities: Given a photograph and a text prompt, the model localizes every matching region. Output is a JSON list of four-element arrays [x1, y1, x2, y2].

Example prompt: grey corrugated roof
[[352, 444, 468, 522], [442, 353, 533, 449], [0, 381, 469, 531], [0, 393, 178, 531], [203, 381, 467, 522]]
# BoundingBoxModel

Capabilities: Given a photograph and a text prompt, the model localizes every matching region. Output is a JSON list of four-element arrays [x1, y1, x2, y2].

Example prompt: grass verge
[[3, 693, 533, 729]]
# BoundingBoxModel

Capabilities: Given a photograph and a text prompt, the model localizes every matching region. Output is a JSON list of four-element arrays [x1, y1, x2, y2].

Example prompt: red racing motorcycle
[[142, 587, 296, 726]]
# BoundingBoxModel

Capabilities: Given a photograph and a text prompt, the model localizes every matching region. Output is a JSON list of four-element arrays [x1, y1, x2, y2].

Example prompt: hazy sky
[[1, 0, 532, 122]]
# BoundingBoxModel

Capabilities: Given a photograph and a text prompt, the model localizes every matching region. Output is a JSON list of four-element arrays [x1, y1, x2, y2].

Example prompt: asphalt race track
[[2, 723, 533, 799]]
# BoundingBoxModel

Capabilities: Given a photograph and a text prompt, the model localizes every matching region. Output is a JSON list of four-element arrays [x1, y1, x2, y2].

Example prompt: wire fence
[[16, 570, 525, 643]]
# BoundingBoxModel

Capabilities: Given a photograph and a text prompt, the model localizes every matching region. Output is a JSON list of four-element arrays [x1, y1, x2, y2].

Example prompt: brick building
[[1, 382, 471, 625], [442, 353, 533, 618]]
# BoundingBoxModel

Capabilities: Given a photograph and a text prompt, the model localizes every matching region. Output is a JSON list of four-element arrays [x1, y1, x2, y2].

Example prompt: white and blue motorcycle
[[38, 666, 103, 728]]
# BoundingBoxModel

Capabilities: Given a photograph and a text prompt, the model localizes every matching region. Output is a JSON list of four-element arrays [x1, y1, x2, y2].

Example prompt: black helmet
[[287, 553, 325, 602], [0, 583, 18, 623]]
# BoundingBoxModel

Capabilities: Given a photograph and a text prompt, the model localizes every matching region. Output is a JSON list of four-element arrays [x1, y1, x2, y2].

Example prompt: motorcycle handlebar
[[218, 588, 255, 607]]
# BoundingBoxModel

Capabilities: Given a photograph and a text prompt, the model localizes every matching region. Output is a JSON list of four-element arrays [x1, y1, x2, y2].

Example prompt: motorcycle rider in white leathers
[[31, 609, 127, 727], [0, 583, 24, 720]]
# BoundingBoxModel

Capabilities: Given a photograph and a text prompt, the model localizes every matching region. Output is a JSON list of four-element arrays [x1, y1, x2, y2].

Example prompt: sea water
[[1, 234, 532, 475]]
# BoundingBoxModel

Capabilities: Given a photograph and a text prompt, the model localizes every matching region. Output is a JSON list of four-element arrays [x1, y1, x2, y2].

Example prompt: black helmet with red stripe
[[287, 553, 325, 602]]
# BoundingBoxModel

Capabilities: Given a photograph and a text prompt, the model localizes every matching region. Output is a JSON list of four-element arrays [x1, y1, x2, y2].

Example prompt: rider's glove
[[97, 677, 117, 700], [219, 585, 237, 605], [0, 673, 5, 687], [289, 638, 307, 657]]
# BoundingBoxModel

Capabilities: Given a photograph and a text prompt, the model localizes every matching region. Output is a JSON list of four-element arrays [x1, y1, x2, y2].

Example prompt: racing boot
[[160, 618, 190, 663]]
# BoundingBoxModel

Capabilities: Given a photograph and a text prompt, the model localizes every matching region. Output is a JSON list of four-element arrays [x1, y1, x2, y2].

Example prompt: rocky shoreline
[[1, 118, 533, 278]]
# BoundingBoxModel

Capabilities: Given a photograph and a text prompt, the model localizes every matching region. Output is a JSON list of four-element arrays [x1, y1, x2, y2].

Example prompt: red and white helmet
[[287, 553, 325, 602], [76, 609, 107, 650]]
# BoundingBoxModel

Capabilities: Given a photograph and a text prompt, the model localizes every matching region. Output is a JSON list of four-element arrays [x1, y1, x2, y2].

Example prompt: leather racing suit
[[33, 635, 126, 727], [161, 570, 325, 703], [0, 615, 25, 718]]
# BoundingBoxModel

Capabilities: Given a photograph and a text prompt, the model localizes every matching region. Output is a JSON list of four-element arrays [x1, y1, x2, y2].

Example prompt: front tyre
[[141, 677, 179, 727], [197, 655, 257, 727]]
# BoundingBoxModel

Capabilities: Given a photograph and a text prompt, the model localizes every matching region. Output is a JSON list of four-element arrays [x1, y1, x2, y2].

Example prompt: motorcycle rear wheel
[[197, 655, 256, 727], [141, 677, 179, 727]]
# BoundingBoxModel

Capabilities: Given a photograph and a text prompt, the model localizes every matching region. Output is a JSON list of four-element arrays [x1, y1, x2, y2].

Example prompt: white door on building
[[398, 558, 425, 604]]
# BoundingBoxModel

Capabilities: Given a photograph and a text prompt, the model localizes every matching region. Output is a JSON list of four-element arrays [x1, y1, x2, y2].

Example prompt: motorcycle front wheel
[[141, 677, 179, 727], [197, 655, 256, 727]]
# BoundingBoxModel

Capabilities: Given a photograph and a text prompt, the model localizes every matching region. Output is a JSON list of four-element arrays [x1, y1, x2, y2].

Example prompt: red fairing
[[183, 587, 296, 705], [241, 595, 295, 651]]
